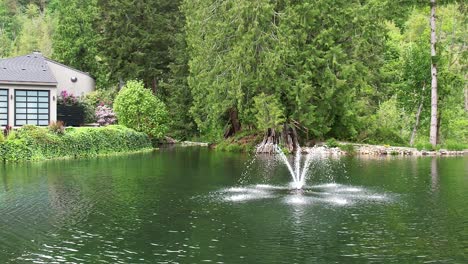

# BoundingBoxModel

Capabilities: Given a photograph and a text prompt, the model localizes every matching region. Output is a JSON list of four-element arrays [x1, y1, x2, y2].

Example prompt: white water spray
[[275, 145, 318, 190]]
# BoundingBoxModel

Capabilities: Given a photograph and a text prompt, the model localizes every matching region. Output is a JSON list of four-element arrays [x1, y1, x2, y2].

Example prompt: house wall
[[46, 61, 95, 97], [0, 83, 57, 128]]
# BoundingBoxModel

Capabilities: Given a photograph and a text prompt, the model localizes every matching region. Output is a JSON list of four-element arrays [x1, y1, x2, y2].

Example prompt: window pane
[[0, 120, 6, 126], [0, 108, 7, 113], [14, 90, 50, 126], [0, 114, 7, 119], [0, 102, 7, 107], [0, 90, 7, 96], [0, 96, 7, 101]]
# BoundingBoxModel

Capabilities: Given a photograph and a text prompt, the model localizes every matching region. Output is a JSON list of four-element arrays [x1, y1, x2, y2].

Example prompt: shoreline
[[301, 144, 467, 157]]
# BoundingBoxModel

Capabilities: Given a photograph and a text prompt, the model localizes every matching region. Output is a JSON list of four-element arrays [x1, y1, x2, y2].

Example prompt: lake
[[0, 147, 466, 263]]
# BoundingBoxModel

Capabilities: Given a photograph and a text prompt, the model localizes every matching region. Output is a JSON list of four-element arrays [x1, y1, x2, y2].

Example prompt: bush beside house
[[114, 80, 169, 139], [0, 125, 152, 162], [57, 90, 86, 126]]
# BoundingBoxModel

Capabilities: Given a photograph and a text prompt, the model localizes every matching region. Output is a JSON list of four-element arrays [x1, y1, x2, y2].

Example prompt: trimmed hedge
[[0, 125, 152, 162]]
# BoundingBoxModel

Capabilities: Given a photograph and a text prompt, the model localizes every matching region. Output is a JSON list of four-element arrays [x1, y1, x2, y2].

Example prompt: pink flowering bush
[[58, 90, 79, 105], [96, 104, 117, 126]]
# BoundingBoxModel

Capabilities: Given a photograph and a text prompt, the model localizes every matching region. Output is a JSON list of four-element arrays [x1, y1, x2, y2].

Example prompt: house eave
[[0, 81, 57, 86]]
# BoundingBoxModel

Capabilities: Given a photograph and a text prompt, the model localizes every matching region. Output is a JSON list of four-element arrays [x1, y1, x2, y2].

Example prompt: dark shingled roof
[[0, 53, 57, 84]]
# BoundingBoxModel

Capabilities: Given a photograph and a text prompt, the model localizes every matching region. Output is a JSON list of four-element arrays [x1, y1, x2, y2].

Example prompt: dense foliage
[[0, 125, 152, 162], [0, 0, 466, 148], [114, 80, 169, 139]]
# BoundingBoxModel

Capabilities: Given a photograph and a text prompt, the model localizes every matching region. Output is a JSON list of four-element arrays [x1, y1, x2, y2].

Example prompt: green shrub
[[443, 140, 467, 151], [339, 144, 356, 155], [82, 100, 97, 123], [114, 80, 169, 139], [415, 142, 435, 151], [6, 130, 16, 140], [84, 88, 118, 107], [326, 138, 339, 148], [366, 128, 406, 146], [48, 121, 65, 135], [0, 125, 152, 162]]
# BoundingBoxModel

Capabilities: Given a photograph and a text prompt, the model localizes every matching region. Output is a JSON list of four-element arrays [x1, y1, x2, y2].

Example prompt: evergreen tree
[[97, 0, 182, 90], [52, 0, 103, 84]]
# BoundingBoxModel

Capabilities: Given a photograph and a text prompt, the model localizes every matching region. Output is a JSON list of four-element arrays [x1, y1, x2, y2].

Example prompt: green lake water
[[0, 147, 467, 263]]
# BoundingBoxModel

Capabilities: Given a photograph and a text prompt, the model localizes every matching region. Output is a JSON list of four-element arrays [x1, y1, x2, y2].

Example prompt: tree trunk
[[256, 128, 279, 154], [436, 110, 441, 144], [410, 83, 426, 146], [429, 0, 438, 148], [282, 124, 295, 152], [291, 126, 299, 152], [256, 124, 299, 154], [152, 78, 158, 94], [223, 107, 241, 138]]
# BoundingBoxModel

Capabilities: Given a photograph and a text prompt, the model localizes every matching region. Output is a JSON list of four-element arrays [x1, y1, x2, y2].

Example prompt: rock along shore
[[302, 144, 467, 156]]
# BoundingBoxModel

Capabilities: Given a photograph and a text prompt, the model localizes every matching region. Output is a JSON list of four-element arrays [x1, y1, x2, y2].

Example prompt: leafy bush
[[57, 90, 87, 126], [415, 141, 435, 151], [0, 125, 152, 162], [361, 97, 409, 146], [114, 80, 169, 138], [443, 140, 467, 151], [340, 144, 356, 155], [96, 104, 117, 126], [49, 121, 65, 135], [325, 138, 339, 148], [82, 100, 97, 123], [58, 90, 79, 105], [84, 89, 118, 107]]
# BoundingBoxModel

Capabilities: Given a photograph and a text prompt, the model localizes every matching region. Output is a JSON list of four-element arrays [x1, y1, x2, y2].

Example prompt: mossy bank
[[0, 125, 152, 162]]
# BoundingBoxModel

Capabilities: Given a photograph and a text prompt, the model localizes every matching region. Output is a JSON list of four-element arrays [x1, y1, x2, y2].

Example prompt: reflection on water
[[0, 149, 466, 263]]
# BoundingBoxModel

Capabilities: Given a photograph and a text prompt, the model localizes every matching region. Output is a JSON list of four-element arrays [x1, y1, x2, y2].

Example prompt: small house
[[0, 52, 95, 128]]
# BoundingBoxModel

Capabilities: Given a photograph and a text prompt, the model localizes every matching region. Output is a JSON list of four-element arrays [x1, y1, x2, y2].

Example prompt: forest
[[0, 0, 467, 150]]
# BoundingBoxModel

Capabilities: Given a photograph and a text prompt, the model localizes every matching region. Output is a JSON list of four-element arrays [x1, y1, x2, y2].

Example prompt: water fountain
[[275, 145, 325, 190], [218, 144, 391, 206]]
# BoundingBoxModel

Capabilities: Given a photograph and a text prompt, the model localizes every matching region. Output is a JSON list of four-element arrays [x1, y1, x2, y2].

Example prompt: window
[[0, 89, 7, 126], [15, 90, 49, 126]]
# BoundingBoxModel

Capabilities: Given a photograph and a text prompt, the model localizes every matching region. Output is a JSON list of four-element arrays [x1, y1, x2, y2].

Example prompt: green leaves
[[253, 93, 285, 132], [114, 80, 169, 139], [0, 125, 151, 162]]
